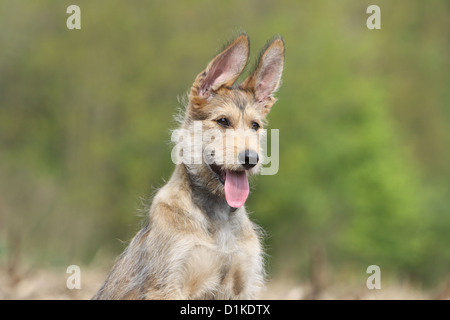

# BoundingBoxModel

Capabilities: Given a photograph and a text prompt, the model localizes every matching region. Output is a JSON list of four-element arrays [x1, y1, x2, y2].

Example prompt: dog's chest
[[182, 216, 261, 299], [212, 219, 238, 252]]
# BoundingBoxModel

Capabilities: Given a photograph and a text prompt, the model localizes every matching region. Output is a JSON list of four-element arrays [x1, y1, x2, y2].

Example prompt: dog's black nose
[[238, 150, 259, 170]]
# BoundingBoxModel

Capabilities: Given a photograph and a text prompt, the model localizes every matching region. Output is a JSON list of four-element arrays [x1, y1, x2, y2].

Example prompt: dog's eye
[[216, 118, 230, 128], [251, 122, 260, 130]]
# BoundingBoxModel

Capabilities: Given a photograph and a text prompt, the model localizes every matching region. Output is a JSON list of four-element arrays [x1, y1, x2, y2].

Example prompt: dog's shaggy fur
[[93, 34, 284, 299]]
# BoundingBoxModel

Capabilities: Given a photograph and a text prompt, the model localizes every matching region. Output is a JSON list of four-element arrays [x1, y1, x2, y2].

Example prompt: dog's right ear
[[191, 34, 249, 101]]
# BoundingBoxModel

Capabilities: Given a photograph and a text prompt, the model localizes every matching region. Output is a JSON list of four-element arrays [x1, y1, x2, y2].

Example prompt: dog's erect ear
[[243, 36, 285, 115], [193, 34, 249, 99]]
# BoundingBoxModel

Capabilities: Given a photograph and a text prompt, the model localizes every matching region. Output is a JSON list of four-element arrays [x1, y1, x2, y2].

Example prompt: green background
[[1, 0, 449, 287]]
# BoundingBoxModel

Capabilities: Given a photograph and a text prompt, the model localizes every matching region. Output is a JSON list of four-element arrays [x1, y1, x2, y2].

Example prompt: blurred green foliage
[[0, 0, 449, 285]]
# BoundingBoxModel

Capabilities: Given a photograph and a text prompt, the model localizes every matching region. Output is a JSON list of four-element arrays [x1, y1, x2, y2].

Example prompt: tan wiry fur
[[93, 34, 284, 300]]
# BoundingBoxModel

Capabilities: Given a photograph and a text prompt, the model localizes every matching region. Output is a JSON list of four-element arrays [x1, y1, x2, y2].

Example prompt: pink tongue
[[224, 170, 249, 208]]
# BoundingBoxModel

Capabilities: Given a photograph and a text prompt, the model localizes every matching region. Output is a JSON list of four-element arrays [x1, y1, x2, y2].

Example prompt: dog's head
[[178, 34, 284, 208]]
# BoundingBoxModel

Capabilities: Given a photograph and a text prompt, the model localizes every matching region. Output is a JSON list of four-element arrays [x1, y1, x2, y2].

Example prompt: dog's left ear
[[243, 36, 285, 115]]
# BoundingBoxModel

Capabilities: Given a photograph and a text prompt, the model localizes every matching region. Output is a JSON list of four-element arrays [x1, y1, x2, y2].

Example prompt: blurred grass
[[0, 0, 449, 290]]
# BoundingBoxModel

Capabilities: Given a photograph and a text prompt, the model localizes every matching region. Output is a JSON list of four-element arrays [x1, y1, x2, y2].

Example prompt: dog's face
[[181, 34, 284, 208]]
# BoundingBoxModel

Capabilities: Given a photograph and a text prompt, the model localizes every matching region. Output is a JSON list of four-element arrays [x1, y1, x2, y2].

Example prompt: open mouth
[[209, 163, 226, 184], [208, 163, 250, 209]]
